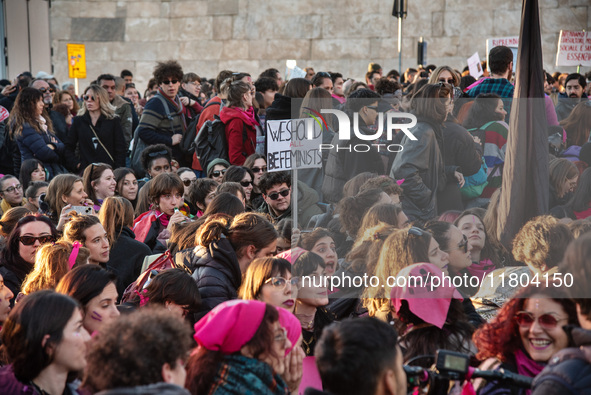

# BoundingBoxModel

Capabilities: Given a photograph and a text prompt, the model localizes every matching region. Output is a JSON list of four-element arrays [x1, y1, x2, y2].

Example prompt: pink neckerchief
[[515, 349, 544, 395], [155, 209, 171, 228], [465, 259, 496, 282]]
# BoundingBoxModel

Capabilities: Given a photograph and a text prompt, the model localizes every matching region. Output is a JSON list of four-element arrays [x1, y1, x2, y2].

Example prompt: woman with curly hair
[[472, 284, 578, 394], [362, 226, 449, 321], [9, 87, 66, 180]]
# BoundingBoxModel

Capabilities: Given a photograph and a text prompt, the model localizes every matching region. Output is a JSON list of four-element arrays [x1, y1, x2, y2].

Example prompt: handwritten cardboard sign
[[556, 30, 591, 67], [266, 118, 323, 172]]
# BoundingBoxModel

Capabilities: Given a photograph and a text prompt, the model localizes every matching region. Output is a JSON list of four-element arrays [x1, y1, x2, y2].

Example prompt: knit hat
[[277, 307, 302, 355], [193, 299, 266, 354], [206, 158, 231, 176], [276, 247, 307, 265], [390, 263, 463, 329]]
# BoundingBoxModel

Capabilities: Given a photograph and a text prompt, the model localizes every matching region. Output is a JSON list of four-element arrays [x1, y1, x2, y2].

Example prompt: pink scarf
[[515, 349, 544, 395], [155, 210, 171, 228], [466, 259, 496, 282]]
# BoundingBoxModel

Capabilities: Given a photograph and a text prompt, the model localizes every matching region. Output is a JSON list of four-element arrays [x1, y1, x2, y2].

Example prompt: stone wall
[[49, 0, 590, 91]]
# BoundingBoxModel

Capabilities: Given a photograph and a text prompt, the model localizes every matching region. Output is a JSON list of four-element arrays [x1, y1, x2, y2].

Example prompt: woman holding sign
[[220, 80, 258, 166]]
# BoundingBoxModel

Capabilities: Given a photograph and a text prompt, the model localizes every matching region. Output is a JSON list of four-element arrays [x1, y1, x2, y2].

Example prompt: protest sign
[[556, 30, 591, 67], [486, 36, 519, 73], [266, 118, 323, 172], [468, 52, 484, 79]]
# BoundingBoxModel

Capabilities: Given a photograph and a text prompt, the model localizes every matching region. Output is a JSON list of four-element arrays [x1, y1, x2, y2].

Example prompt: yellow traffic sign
[[67, 43, 86, 79]]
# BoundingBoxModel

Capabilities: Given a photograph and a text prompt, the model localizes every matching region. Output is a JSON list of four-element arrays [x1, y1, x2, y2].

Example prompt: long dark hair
[[19, 158, 44, 188], [56, 265, 117, 308], [462, 93, 505, 130], [82, 162, 113, 204], [113, 167, 137, 207], [8, 87, 54, 137], [0, 214, 58, 282], [0, 290, 80, 382]]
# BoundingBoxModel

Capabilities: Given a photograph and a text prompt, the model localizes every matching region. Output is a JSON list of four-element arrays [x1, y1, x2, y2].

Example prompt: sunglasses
[[265, 276, 300, 289], [2, 184, 22, 194], [515, 311, 568, 330], [251, 166, 267, 173], [438, 78, 455, 84], [19, 235, 55, 246], [147, 150, 169, 158], [83, 95, 95, 101], [366, 105, 378, 111], [162, 79, 179, 85], [267, 189, 290, 201], [182, 179, 195, 187], [316, 72, 331, 78], [39, 87, 55, 94], [211, 169, 226, 178], [445, 235, 469, 254], [240, 180, 253, 187]]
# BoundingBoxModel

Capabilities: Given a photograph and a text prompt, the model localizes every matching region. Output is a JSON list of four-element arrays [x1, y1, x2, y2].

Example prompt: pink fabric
[[193, 300, 266, 354], [277, 307, 302, 355], [515, 349, 544, 394], [331, 94, 346, 104], [276, 247, 308, 265], [390, 263, 463, 329], [68, 241, 81, 270], [465, 259, 496, 282], [575, 205, 591, 220], [464, 77, 488, 92], [299, 357, 323, 394]]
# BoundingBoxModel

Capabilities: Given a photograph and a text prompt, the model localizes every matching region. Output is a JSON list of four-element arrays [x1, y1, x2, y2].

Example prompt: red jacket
[[192, 97, 222, 170], [219, 106, 257, 166]]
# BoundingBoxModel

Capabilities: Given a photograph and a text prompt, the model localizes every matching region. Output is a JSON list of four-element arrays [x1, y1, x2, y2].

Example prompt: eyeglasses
[[147, 150, 169, 158], [265, 276, 300, 289], [162, 79, 179, 85], [274, 327, 288, 344], [39, 87, 55, 94], [182, 179, 195, 187], [19, 235, 55, 246], [2, 184, 22, 194], [366, 105, 378, 111], [267, 189, 290, 201], [445, 235, 469, 254], [240, 180, 253, 187], [515, 311, 568, 330], [83, 95, 95, 102], [211, 169, 226, 178], [251, 166, 267, 173]]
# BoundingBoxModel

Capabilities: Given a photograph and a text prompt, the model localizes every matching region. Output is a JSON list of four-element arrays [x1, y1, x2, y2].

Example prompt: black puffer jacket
[[532, 326, 591, 395], [106, 226, 152, 300], [265, 94, 292, 121], [191, 238, 242, 320], [389, 118, 452, 221]]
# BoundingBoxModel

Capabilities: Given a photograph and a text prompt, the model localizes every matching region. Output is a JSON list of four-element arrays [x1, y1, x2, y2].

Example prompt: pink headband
[[68, 241, 81, 270]]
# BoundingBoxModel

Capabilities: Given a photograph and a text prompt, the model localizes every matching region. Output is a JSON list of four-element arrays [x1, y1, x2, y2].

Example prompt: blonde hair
[[99, 196, 134, 244], [78, 84, 116, 119], [21, 240, 90, 295]]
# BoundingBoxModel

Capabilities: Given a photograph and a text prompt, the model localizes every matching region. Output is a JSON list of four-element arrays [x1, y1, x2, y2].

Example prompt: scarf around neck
[[210, 354, 289, 395]]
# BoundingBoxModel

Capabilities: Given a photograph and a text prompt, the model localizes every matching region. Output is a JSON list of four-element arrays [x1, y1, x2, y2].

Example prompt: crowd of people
[[0, 46, 588, 395]]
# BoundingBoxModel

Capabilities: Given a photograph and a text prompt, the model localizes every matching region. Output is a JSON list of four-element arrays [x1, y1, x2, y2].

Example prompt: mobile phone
[[66, 206, 93, 215]]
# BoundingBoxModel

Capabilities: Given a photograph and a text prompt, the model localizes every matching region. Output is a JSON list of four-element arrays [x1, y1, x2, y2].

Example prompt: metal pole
[[292, 168, 298, 229], [74, 78, 78, 97], [398, 16, 402, 74]]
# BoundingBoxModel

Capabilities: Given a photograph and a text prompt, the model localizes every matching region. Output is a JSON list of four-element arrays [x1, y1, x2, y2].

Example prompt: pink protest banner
[[299, 356, 323, 395], [556, 30, 591, 66]]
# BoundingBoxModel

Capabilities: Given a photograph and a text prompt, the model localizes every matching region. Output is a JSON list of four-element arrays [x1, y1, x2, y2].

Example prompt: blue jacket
[[16, 123, 65, 179]]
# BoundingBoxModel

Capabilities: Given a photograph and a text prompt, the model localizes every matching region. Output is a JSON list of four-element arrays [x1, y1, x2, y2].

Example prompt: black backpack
[[194, 115, 247, 172], [180, 100, 224, 156]]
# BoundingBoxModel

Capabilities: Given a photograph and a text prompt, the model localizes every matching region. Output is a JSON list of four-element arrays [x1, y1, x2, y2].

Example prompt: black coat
[[265, 94, 292, 121], [65, 112, 127, 171], [191, 238, 242, 320], [322, 119, 385, 203], [390, 118, 452, 221], [106, 226, 152, 300]]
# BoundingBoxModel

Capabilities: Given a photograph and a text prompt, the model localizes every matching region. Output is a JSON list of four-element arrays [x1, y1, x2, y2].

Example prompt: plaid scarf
[[209, 355, 289, 395]]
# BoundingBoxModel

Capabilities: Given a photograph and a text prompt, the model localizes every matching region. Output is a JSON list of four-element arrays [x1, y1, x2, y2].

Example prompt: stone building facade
[[22, 0, 591, 90]]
